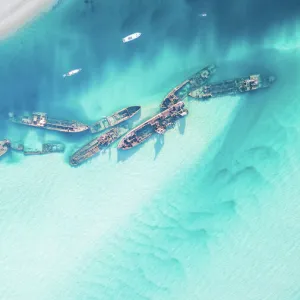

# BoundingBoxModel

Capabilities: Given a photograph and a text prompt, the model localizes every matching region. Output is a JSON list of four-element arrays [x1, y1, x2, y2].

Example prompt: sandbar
[[0, 0, 57, 40]]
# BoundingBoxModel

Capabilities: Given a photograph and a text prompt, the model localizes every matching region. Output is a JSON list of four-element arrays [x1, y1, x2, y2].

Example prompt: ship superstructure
[[0, 139, 10, 158], [9, 112, 89, 133], [90, 106, 141, 133], [118, 101, 188, 150], [160, 64, 216, 110], [24, 143, 65, 155], [189, 74, 275, 100], [70, 126, 128, 166]]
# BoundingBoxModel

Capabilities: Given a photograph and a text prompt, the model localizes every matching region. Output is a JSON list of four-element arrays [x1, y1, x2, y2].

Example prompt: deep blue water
[[1, 0, 298, 124]]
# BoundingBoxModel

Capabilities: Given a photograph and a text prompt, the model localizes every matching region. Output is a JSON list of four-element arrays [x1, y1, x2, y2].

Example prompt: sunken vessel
[[118, 101, 188, 150], [90, 106, 141, 133], [160, 64, 216, 110], [9, 112, 89, 133], [189, 74, 275, 100], [70, 126, 128, 166]]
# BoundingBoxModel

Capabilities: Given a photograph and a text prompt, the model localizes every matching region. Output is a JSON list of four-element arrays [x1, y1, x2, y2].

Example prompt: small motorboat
[[63, 68, 82, 78], [122, 32, 142, 43]]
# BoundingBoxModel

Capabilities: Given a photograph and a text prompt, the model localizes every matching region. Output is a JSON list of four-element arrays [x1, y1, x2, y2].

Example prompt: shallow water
[[1, 0, 300, 299]]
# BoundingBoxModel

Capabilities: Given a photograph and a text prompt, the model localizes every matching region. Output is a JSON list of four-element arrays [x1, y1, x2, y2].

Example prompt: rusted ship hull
[[118, 101, 188, 150], [44, 119, 89, 132], [9, 112, 89, 133], [189, 74, 275, 100], [24, 143, 65, 155], [70, 126, 128, 166], [90, 106, 141, 133], [160, 65, 216, 110], [0, 139, 10, 158]]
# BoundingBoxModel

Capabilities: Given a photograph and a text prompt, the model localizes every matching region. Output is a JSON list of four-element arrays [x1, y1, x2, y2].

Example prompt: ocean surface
[[1, 0, 300, 299]]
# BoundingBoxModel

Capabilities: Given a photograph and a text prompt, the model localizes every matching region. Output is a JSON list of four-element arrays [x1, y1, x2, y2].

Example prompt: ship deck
[[160, 65, 216, 110], [90, 106, 140, 133], [189, 74, 275, 99], [118, 101, 187, 149], [70, 127, 128, 165]]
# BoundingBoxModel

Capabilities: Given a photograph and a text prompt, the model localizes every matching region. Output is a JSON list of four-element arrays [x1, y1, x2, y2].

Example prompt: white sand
[[0, 0, 57, 40]]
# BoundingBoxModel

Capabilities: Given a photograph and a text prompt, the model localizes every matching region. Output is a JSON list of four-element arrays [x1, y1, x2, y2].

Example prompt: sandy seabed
[[0, 0, 57, 40]]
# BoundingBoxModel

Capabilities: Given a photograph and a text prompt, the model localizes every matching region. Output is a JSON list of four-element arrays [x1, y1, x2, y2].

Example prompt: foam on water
[[1, 0, 300, 299]]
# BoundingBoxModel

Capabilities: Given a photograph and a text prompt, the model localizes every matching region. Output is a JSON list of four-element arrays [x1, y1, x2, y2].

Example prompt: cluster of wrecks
[[1, 65, 275, 166], [0, 140, 64, 157]]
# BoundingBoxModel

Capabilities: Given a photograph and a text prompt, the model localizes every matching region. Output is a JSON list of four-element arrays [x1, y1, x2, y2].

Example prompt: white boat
[[122, 32, 141, 43], [63, 68, 82, 78]]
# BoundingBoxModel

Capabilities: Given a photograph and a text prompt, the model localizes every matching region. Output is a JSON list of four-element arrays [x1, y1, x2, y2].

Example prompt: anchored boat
[[9, 112, 89, 133], [122, 32, 141, 43], [70, 126, 128, 166], [189, 74, 275, 100], [63, 68, 82, 78], [160, 64, 216, 110], [90, 106, 141, 133], [118, 101, 188, 150]]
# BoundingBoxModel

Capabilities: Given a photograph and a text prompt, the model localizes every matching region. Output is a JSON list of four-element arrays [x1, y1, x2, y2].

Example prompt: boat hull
[[118, 101, 188, 150], [90, 106, 141, 133], [160, 64, 216, 110], [23, 143, 65, 155], [0, 140, 10, 158], [63, 68, 82, 78], [189, 74, 275, 99], [70, 126, 128, 166], [9, 113, 89, 133]]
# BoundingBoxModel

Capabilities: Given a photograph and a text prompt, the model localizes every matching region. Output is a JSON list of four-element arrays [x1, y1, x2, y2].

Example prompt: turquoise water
[[1, 0, 300, 299]]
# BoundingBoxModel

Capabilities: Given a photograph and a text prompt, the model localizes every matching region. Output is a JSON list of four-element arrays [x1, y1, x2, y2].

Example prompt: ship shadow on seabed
[[178, 117, 186, 135], [154, 134, 164, 160], [153, 116, 185, 160], [102, 146, 112, 161]]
